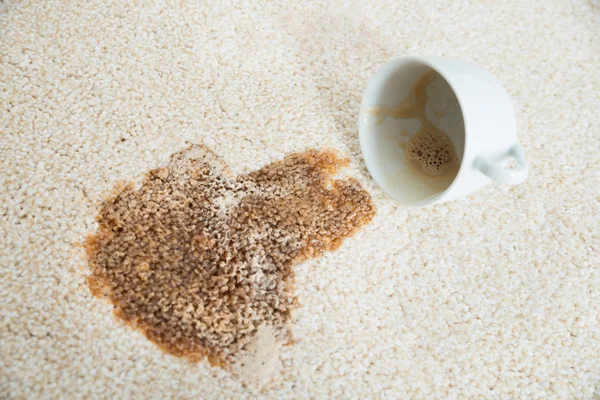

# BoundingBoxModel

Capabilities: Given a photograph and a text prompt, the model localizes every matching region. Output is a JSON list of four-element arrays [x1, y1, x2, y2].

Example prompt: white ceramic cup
[[358, 56, 529, 206]]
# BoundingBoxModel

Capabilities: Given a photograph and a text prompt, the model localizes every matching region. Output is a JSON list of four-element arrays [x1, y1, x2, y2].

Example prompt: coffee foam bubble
[[405, 126, 456, 176]]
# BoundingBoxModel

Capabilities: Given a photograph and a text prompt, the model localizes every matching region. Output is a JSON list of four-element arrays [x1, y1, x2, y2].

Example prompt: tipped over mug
[[358, 56, 529, 206]]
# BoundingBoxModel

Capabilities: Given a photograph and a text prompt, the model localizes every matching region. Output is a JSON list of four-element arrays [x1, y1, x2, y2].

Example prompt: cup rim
[[358, 56, 469, 206]]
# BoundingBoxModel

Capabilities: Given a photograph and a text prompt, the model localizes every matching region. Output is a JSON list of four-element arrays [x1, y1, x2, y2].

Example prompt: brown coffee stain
[[370, 70, 435, 121], [370, 71, 459, 182], [84, 145, 374, 383]]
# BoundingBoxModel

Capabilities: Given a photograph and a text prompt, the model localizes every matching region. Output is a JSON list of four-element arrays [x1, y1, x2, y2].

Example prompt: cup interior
[[358, 60, 465, 205]]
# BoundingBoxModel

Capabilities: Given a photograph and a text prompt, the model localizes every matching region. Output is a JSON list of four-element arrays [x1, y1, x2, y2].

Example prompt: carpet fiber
[[1, 0, 599, 398]]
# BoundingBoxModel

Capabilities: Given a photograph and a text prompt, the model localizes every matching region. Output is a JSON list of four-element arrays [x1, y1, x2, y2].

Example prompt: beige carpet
[[1, 0, 599, 398]]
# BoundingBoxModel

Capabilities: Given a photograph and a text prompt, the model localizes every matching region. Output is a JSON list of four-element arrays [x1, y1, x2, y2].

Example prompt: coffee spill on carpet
[[84, 144, 375, 388]]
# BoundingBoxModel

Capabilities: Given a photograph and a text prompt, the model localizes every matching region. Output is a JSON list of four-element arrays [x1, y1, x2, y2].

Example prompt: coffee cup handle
[[474, 144, 529, 185]]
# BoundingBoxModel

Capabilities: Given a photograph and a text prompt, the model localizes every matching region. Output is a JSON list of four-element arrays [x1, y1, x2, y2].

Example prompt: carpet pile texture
[[1, 0, 599, 398]]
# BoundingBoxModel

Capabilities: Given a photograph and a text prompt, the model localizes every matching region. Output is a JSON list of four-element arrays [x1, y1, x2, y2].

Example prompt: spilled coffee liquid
[[85, 145, 374, 388], [370, 71, 460, 197]]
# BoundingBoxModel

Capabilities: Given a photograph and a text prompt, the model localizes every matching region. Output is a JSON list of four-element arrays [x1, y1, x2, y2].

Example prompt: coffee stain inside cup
[[369, 71, 460, 197]]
